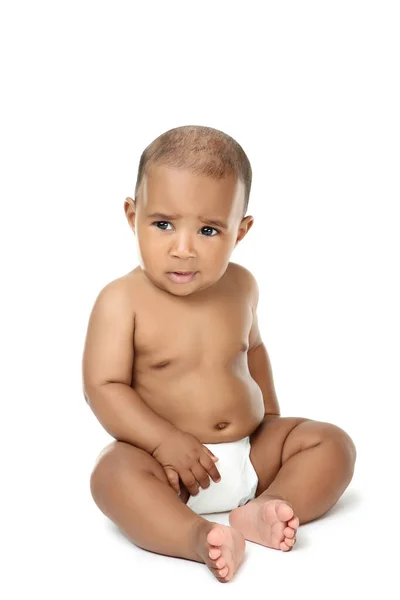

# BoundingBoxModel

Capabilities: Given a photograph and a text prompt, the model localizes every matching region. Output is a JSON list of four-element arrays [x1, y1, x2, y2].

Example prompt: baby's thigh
[[249, 417, 311, 493], [90, 440, 172, 492]]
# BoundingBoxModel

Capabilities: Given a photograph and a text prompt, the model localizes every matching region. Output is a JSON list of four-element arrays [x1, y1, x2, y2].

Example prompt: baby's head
[[125, 125, 254, 297]]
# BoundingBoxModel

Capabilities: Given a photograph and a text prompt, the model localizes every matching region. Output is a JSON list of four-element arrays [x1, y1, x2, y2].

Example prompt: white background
[[1, 1, 398, 598]]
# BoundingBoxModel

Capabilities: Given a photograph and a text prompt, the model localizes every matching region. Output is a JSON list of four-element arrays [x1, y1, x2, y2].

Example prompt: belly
[[135, 368, 265, 443]]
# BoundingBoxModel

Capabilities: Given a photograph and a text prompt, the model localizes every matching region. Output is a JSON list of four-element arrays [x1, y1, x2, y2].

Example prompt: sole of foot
[[229, 496, 299, 551], [194, 522, 246, 583]]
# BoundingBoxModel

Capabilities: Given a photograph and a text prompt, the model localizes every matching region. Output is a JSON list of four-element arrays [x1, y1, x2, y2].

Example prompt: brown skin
[[113, 264, 267, 443], [85, 165, 356, 583], [125, 165, 254, 298], [122, 165, 268, 441]]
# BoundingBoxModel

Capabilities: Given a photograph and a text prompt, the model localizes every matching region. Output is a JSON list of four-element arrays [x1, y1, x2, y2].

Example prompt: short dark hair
[[134, 125, 252, 219]]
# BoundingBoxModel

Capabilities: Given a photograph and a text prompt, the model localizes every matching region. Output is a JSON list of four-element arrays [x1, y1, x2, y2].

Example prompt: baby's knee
[[332, 424, 356, 455], [90, 440, 168, 498], [90, 441, 124, 497], [324, 424, 357, 473]]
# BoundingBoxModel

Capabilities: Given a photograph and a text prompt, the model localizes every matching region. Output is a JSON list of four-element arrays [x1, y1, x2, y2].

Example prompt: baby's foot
[[193, 521, 246, 583], [229, 495, 299, 551]]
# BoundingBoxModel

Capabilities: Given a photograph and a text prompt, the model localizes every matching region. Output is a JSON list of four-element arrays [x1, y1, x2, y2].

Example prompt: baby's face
[[125, 165, 253, 297]]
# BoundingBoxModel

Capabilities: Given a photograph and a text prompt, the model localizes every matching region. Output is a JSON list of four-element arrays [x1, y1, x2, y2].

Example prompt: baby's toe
[[276, 502, 294, 522], [286, 537, 295, 547], [207, 527, 225, 547], [209, 547, 221, 560], [288, 516, 299, 529], [280, 540, 292, 551], [209, 563, 229, 581], [284, 526, 295, 538]]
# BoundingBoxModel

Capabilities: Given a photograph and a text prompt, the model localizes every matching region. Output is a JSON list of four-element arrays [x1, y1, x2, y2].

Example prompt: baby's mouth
[[168, 271, 198, 283]]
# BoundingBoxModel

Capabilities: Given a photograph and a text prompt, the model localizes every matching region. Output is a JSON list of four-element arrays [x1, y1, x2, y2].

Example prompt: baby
[[82, 125, 357, 583]]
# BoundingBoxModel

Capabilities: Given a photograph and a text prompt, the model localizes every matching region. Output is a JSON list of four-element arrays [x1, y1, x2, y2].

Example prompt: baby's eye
[[201, 226, 218, 237], [153, 222, 219, 236], [154, 221, 172, 231]]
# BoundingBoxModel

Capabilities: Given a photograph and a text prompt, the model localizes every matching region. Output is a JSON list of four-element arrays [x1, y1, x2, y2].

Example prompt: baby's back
[[128, 262, 264, 443]]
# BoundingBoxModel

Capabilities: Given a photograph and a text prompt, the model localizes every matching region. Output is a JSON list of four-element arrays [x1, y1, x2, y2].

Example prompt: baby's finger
[[180, 468, 200, 496], [204, 448, 219, 462], [191, 462, 211, 490], [164, 467, 180, 495], [200, 451, 221, 483]]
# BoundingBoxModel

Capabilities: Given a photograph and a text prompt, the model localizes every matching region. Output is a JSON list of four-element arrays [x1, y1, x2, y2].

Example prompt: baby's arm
[[82, 279, 177, 453]]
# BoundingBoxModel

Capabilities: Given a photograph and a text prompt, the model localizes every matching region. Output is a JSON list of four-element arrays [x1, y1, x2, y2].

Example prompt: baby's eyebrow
[[147, 213, 228, 229]]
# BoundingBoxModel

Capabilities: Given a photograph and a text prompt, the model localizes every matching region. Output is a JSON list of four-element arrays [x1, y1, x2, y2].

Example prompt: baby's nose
[[171, 233, 196, 257]]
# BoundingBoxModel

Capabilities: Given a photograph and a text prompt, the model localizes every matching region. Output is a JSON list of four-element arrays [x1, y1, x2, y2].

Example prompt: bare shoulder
[[227, 262, 259, 307], [94, 267, 142, 309], [93, 275, 133, 311], [85, 271, 140, 343]]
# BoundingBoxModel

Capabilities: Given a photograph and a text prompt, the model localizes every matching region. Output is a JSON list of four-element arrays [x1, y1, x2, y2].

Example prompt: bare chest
[[124, 267, 264, 442], [133, 293, 252, 375]]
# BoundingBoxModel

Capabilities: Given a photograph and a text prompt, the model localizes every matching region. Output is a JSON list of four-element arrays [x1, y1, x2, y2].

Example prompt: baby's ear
[[124, 197, 136, 212], [124, 198, 136, 232]]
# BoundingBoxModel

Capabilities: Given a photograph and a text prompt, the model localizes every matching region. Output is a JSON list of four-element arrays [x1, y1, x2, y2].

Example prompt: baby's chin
[[165, 279, 207, 297], [163, 274, 215, 297]]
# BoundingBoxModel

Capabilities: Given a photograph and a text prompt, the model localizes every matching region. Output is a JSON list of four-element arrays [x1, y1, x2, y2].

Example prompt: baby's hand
[[152, 429, 221, 496]]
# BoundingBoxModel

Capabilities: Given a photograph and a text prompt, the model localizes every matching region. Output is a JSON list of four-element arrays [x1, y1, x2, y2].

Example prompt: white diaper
[[186, 436, 258, 514]]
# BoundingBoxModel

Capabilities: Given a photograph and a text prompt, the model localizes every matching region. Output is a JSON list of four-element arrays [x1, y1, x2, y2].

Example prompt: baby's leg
[[90, 441, 245, 583]]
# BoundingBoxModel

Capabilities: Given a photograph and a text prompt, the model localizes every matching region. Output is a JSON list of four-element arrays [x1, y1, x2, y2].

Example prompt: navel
[[215, 422, 230, 430]]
